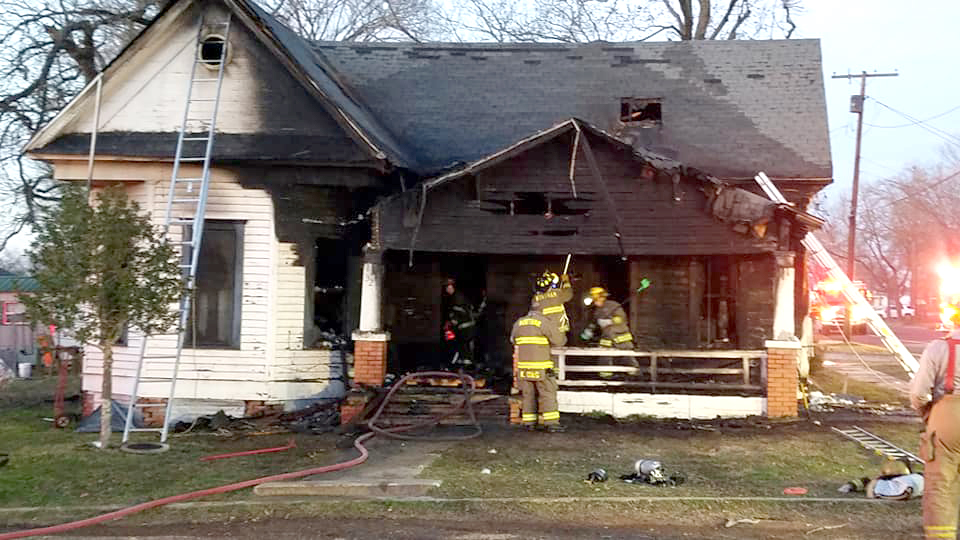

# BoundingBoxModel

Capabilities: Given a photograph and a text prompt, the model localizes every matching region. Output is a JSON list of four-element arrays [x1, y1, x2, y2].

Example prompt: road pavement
[[850, 321, 943, 355]]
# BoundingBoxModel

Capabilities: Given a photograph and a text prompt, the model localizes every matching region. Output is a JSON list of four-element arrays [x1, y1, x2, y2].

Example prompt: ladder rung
[[178, 158, 206, 162], [175, 178, 203, 182], [182, 137, 209, 141], [133, 402, 167, 408], [129, 428, 163, 433], [193, 78, 219, 82], [190, 98, 217, 102], [173, 198, 201, 203]]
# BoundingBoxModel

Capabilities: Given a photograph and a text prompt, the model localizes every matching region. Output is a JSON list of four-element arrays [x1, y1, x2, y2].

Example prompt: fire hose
[[0, 371, 481, 539]]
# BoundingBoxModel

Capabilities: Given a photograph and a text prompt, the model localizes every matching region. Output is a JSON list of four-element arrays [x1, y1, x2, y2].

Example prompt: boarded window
[[184, 221, 244, 348], [620, 98, 662, 126]]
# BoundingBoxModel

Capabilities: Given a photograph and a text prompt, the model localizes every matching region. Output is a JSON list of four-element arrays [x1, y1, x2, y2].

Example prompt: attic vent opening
[[199, 34, 229, 69], [620, 98, 662, 127]]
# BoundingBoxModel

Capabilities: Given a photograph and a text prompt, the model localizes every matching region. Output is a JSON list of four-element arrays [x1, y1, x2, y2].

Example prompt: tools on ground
[[620, 459, 686, 486]]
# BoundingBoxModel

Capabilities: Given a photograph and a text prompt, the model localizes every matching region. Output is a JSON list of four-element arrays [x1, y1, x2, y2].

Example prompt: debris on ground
[[481, 468, 492, 475], [311, 329, 348, 350], [0, 453, 8, 468], [724, 518, 760, 528], [805, 524, 848, 535], [808, 390, 903, 414], [783, 486, 808, 495], [172, 401, 341, 436]]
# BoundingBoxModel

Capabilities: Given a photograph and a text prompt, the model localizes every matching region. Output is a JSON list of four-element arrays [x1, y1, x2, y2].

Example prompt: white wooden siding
[[80, 164, 345, 407]]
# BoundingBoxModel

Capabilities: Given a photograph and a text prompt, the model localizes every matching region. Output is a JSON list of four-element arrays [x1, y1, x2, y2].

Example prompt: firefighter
[[588, 287, 635, 350], [910, 302, 960, 539], [511, 305, 567, 432], [531, 271, 573, 333], [441, 278, 476, 367]]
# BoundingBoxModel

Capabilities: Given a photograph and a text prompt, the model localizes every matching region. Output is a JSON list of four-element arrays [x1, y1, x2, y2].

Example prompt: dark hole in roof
[[748, 73, 766, 79], [620, 99, 662, 125], [704, 78, 722, 84]]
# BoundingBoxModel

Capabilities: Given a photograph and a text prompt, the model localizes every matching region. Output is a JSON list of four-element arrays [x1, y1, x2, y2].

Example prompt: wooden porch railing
[[551, 347, 767, 392]]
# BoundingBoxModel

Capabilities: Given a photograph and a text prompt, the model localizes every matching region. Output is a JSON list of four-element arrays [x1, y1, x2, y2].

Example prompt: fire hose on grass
[[0, 371, 481, 540]]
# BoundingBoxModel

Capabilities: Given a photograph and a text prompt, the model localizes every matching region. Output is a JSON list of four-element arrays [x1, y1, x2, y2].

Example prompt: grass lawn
[[424, 420, 923, 500], [0, 376, 927, 538], [0, 376, 348, 510]]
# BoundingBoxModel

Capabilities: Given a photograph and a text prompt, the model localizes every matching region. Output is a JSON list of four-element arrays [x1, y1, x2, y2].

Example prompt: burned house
[[24, 0, 831, 421]]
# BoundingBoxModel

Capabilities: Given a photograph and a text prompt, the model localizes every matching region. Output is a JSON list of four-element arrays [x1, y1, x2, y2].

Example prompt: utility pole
[[831, 70, 898, 336]]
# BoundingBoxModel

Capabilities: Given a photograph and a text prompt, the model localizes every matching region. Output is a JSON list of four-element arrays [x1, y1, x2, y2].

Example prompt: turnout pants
[[519, 370, 559, 426], [923, 395, 960, 539]]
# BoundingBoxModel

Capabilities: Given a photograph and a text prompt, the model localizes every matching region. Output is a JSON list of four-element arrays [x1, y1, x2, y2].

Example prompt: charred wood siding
[[379, 135, 780, 256], [736, 255, 776, 349]]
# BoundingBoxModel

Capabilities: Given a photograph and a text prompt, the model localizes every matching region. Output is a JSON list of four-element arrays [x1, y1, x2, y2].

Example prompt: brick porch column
[[765, 339, 800, 417], [343, 247, 388, 424]]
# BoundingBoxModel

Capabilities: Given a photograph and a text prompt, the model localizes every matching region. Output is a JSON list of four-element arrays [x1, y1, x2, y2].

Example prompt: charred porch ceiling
[[375, 120, 822, 257]]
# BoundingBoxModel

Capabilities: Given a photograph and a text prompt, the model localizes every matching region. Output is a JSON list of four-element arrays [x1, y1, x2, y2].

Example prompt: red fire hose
[[0, 371, 481, 539]]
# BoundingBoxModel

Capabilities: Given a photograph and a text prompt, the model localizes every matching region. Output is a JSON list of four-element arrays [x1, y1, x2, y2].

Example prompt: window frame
[[182, 220, 244, 349], [1, 300, 28, 326]]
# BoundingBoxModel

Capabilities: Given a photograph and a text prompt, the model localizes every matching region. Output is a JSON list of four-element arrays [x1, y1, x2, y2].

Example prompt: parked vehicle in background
[[810, 279, 870, 335]]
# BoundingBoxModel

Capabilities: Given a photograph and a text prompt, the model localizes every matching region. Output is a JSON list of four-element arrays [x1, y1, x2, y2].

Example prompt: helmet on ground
[[586, 468, 608, 483], [589, 287, 609, 300], [880, 459, 911, 477], [534, 272, 560, 294]]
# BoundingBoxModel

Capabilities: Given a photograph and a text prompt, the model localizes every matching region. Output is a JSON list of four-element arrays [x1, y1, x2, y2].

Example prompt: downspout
[[408, 183, 428, 267], [84, 74, 104, 194]]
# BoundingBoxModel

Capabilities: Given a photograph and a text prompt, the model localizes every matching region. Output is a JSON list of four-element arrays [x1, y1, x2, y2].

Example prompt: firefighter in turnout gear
[[442, 278, 476, 367], [589, 287, 634, 349], [531, 271, 573, 333], [911, 301, 960, 539], [511, 307, 567, 432]]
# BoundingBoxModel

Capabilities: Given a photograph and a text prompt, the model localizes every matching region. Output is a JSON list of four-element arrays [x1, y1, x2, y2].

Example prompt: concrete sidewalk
[[253, 437, 450, 497]]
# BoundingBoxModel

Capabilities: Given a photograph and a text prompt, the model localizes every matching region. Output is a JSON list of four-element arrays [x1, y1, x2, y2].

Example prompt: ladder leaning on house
[[754, 172, 919, 377], [122, 14, 233, 448]]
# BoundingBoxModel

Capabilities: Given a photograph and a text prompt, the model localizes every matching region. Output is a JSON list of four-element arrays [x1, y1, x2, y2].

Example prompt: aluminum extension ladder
[[122, 14, 233, 447], [754, 172, 919, 377], [832, 426, 921, 464]]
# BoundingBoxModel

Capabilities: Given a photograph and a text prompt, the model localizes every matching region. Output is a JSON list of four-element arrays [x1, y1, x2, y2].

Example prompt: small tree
[[22, 184, 181, 449]]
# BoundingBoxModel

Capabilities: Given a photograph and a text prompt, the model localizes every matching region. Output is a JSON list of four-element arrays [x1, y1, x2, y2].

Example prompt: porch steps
[[375, 388, 508, 426]]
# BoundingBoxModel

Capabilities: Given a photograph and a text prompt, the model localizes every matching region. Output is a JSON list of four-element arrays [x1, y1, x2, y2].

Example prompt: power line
[[864, 104, 960, 129], [871, 99, 960, 149]]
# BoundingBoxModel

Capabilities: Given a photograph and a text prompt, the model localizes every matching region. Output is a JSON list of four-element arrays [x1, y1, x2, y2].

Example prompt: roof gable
[[26, 0, 412, 168]]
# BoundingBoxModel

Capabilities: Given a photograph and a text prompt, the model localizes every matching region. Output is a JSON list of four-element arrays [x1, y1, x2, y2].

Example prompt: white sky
[[795, 1, 960, 203]]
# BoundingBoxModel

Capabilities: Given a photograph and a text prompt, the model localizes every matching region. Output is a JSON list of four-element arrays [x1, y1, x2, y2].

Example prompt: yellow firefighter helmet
[[589, 287, 609, 299], [880, 459, 911, 477]]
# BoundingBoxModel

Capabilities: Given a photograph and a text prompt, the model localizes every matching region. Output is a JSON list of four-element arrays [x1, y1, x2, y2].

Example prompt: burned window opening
[[542, 229, 578, 237], [314, 238, 349, 339], [620, 98, 662, 126]]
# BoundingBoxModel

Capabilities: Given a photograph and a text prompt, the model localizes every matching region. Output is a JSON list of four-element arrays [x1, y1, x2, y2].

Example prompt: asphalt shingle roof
[[314, 39, 832, 179]]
